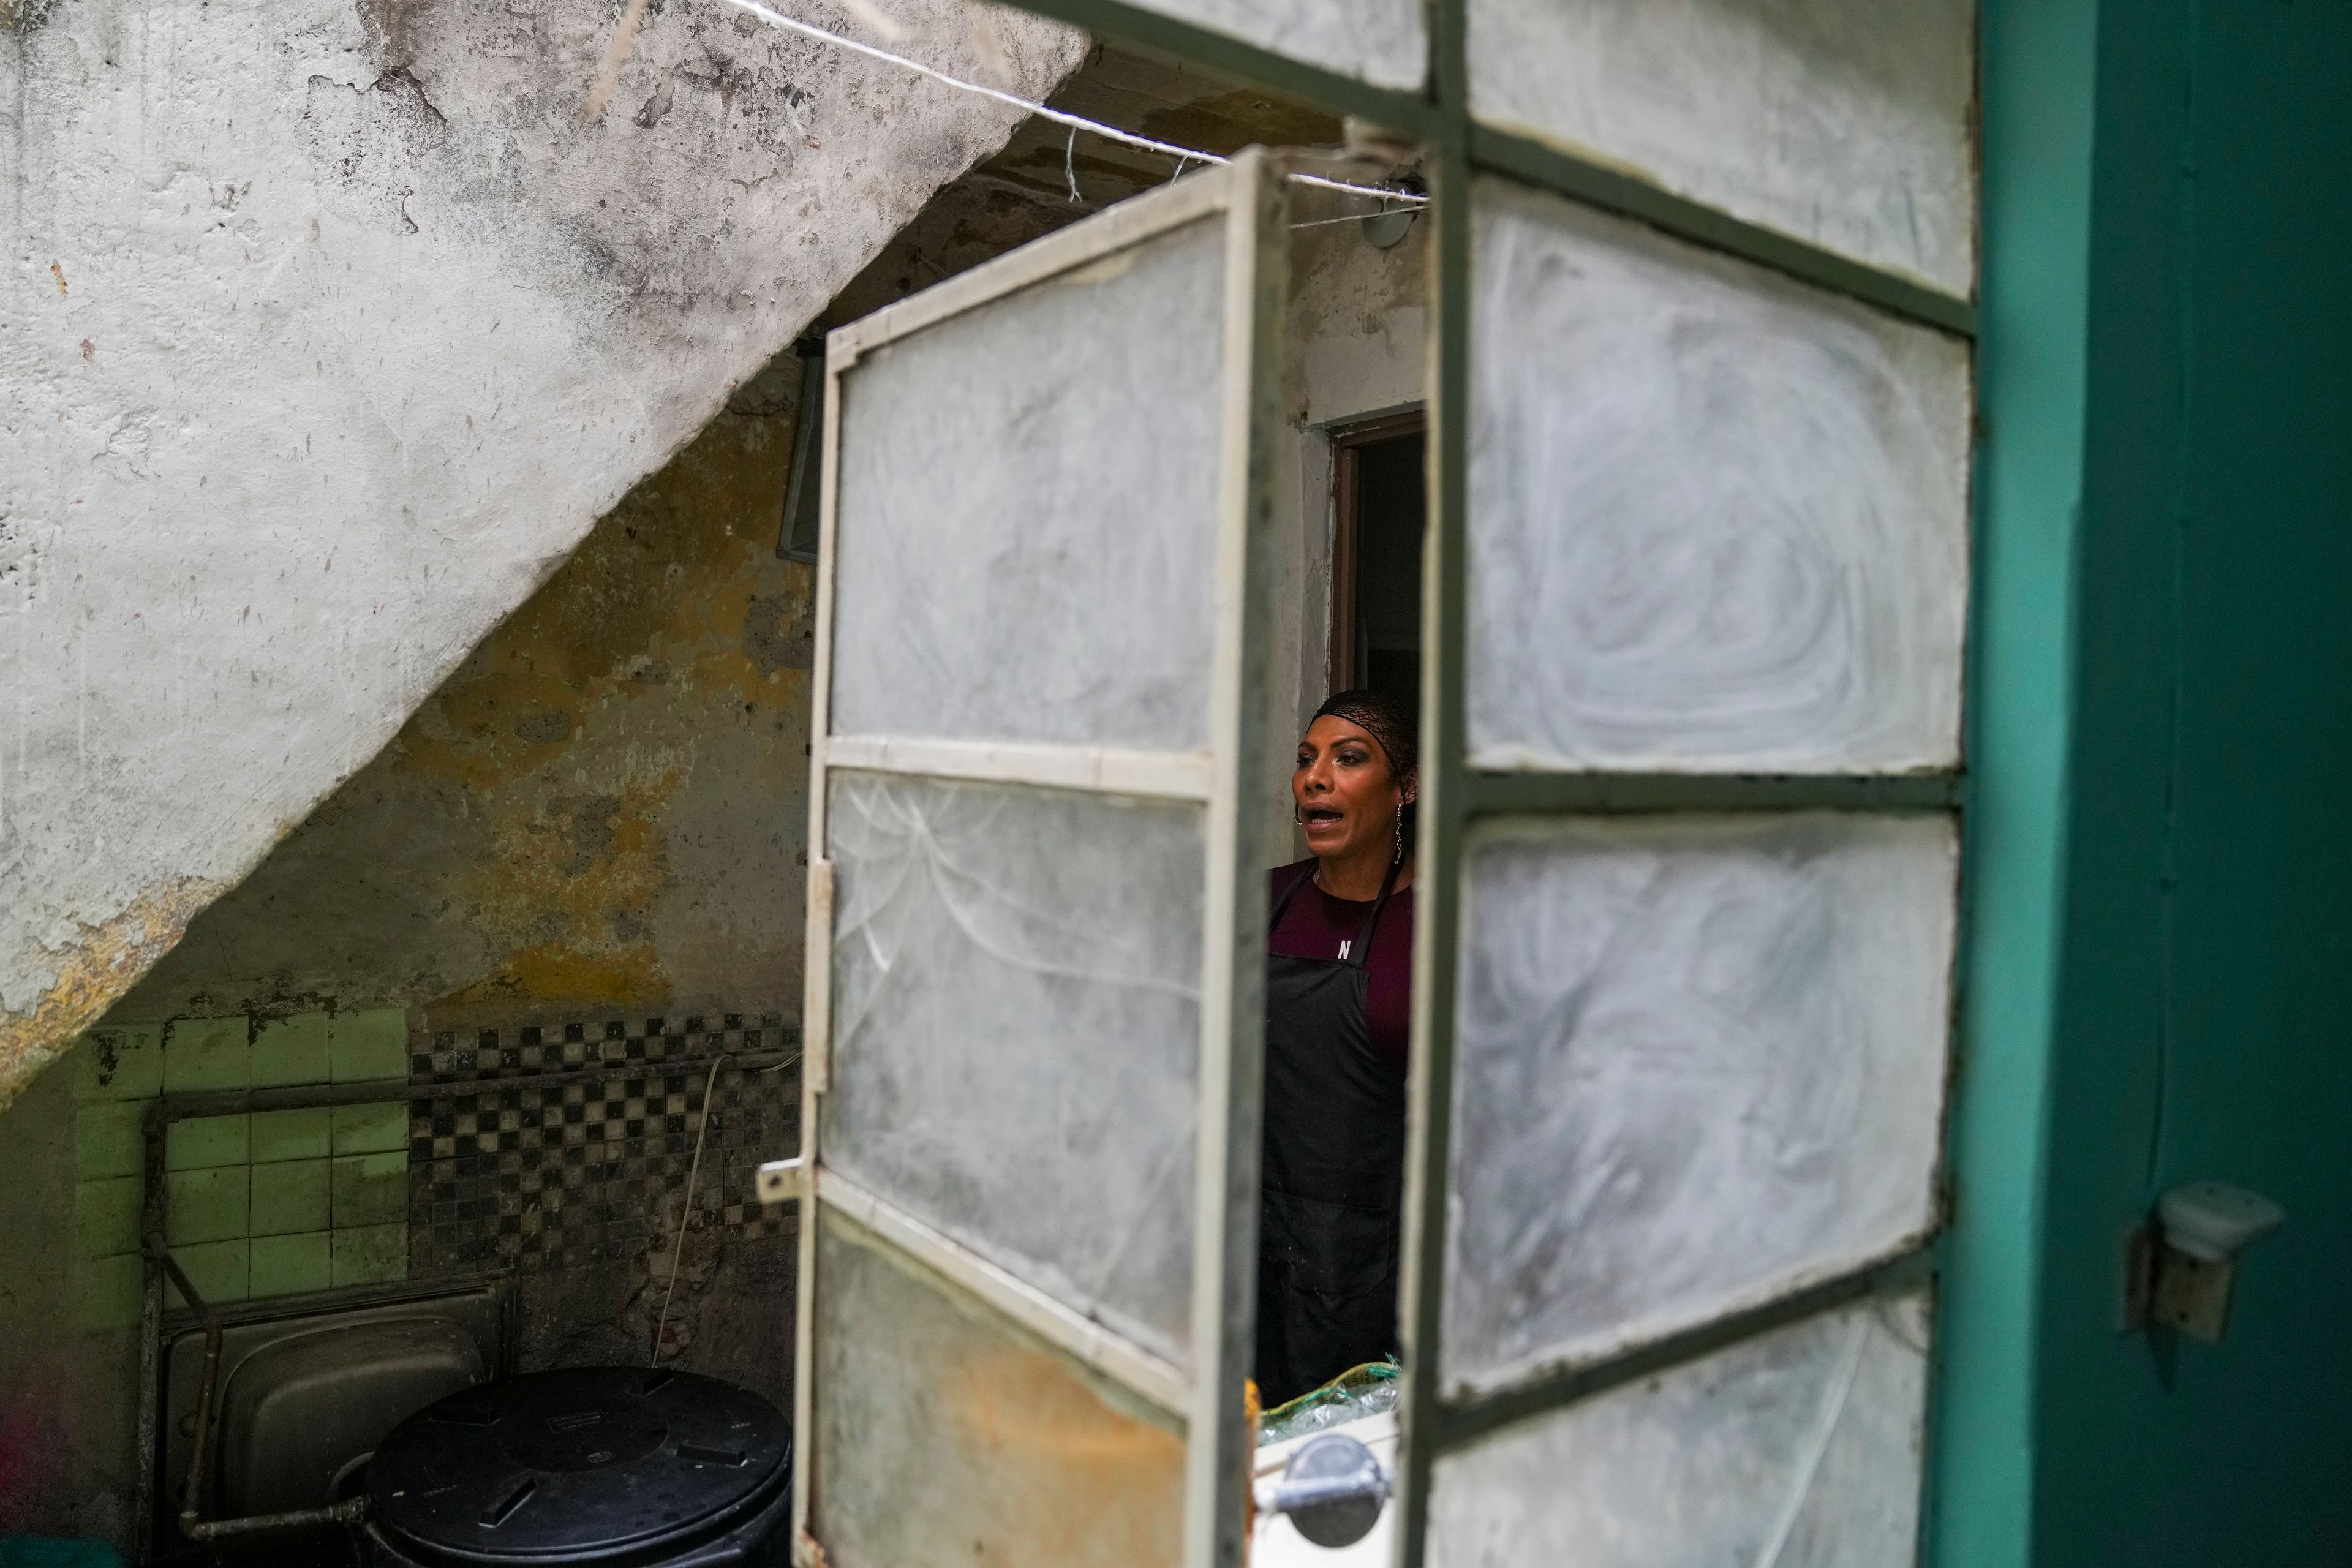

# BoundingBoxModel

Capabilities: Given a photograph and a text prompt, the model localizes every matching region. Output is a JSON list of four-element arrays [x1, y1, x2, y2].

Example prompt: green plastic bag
[[1257, 1359, 1401, 1446]]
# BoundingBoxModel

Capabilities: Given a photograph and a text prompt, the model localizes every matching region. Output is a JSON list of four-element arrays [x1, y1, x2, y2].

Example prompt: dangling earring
[[1393, 799, 1404, 864]]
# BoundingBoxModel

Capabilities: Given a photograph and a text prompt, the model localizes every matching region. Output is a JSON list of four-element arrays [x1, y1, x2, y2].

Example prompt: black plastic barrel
[[363, 1368, 791, 1567]]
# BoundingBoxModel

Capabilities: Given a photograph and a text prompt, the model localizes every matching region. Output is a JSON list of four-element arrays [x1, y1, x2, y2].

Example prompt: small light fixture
[[2120, 1180, 2285, 1343], [1360, 171, 1425, 252]]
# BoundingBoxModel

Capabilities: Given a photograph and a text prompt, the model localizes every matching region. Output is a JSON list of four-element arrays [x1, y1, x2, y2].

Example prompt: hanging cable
[[649, 1051, 730, 1365], [712, 0, 1428, 208]]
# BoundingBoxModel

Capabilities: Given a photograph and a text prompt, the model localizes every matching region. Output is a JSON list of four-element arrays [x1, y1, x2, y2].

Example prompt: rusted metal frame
[[821, 736, 1215, 801], [1180, 147, 1289, 1568], [815, 1169, 1190, 1418], [1463, 769, 1966, 818], [791, 162, 1273, 1567], [789, 226, 848, 1558], [148, 1053, 796, 1126], [165, 1251, 367, 1542], [160, 1250, 361, 1544], [990, 0, 1441, 137], [1467, 126, 1978, 339], [131, 1096, 170, 1565], [154, 1053, 799, 1128], [825, 170, 1232, 371], [1429, 1246, 1940, 1455], [132, 1059, 786, 1555], [1391, 13, 1472, 1555]]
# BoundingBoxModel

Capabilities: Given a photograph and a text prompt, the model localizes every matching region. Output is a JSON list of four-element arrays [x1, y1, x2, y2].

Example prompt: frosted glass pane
[[1429, 1291, 1931, 1568], [1469, 0, 1975, 293], [831, 218, 1225, 753], [1115, 0, 1425, 91], [1444, 815, 1954, 1395], [812, 1212, 1185, 1568], [1468, 182, 1971, 773], [823, 771, 1204, 1366]]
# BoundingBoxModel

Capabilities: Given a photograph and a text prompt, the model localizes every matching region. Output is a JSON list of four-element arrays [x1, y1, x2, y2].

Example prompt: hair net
[[1310, 688, 1417, 786]]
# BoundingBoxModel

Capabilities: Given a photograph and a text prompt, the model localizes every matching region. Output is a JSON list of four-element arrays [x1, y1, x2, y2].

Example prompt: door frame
[[793, 151, 1293, 1568], [1325, 408, 1427, 696]]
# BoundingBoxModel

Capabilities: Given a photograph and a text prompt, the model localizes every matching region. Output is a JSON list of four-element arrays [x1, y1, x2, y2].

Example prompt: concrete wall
[[1935, 2, 2352, 1561], [113, 358, 818, 1028], [0, 53, 1399, 1541], [0, 364, 820, 1547], [1266, 186, 1426, 855], [0, 0, 1085, 1106]]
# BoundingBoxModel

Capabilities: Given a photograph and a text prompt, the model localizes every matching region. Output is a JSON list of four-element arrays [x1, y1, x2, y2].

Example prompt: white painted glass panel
[[1468, 0, 1976, 294], [811, 1211, 1185, 1568], [1428, 1291, 1931, 1568], [1468, 182, 1971, 774], [823, 771, 1204, 1367], [1114, 0, 1425, 92], [1444, 814, 1955, 1396], [831, 218, 1224, 753]]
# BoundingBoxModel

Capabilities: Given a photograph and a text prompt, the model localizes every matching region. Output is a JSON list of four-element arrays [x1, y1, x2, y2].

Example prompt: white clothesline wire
[[712, 0, 1430, 210]]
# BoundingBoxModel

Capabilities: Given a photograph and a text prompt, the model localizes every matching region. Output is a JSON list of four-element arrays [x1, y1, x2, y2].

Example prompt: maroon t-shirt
[[1267, 860, 1415, 1072]]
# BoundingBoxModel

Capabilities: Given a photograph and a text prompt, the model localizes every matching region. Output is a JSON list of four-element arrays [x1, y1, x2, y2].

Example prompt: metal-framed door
[[960, 2, 1980, 1563], [777, 151, 1291, 1568]]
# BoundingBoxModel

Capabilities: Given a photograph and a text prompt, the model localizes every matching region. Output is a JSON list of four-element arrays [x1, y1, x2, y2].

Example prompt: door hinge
[[804, 857, 834, 1093]]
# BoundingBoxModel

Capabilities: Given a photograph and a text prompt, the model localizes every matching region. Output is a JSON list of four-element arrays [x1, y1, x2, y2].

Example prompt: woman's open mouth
[[1302, 805, 1344, 832]]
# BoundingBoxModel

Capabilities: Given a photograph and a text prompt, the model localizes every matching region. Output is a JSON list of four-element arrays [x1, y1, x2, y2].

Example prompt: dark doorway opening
[[1329, 415, 1427, 709]]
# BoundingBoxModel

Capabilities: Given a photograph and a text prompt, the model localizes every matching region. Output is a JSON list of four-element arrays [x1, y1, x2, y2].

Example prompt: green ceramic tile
[[330, 1009, 409, 1084], [331, 1101, 409, 1156], [249, 1232, 333, 1298], [74, 1023, 163, 1102], [163, 1016, 251, 1093], [165, 1166, 249, 1246], [330, 1151, 407, 1228], [251, 1012, 332, 1088], [251, 1107, 331, 1164], [250, 1158, 330, 1237], [76, 1175, 145, 1259], [81, 1251, 148, 1330], [165, 1114, 251, 1171], [330, 1224, 407, 1288], [167, 1239, 249, 1306], [75, 1102, 149, 1180]]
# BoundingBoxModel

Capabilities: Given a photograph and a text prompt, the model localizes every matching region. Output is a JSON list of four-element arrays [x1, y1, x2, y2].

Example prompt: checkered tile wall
[[408, 1014, 801, 1278]]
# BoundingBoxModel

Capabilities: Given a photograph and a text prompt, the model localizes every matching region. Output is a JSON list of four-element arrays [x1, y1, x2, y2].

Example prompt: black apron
[[1255, 860, 1406, 1408]]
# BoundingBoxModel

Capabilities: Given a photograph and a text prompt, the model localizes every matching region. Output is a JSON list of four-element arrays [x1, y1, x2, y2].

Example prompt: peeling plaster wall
[[0, 356, 818, 1548], [0, 0, 1088, 1106], [113, 358, 818, 1027]]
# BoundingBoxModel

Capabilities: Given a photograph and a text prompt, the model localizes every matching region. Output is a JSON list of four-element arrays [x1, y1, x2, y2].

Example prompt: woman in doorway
[[1257, 688, 1417, 1408]]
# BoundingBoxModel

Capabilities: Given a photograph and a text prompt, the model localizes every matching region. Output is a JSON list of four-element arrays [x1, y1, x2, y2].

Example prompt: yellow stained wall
[[115, 361, 815, 1028], [0, 361, 815, 1544]]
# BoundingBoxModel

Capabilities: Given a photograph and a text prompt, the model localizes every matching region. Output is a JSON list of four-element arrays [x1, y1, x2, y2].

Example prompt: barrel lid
[[369, 1368, 789, 1562]]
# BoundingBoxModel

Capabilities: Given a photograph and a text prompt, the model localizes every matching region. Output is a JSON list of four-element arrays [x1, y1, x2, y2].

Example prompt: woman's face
[[1293, 715, 1412, 862]]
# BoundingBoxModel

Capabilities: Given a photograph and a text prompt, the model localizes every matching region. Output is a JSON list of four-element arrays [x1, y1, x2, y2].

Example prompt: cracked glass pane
[[1468, 0, 1976, 293], [823, 771, 1204, 1367], [810, 1210, 1185, 1568], [1467, 181, 1970, 774], [830, 217, 1225, 753], [1428, 1290, 1931, 1568], [1443, 814, 1955, 1397]]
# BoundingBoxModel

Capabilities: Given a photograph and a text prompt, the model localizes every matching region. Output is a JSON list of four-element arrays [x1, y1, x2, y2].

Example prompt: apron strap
[[1270, 862, 1321, 929], [1347, 856, 1404, 970]]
